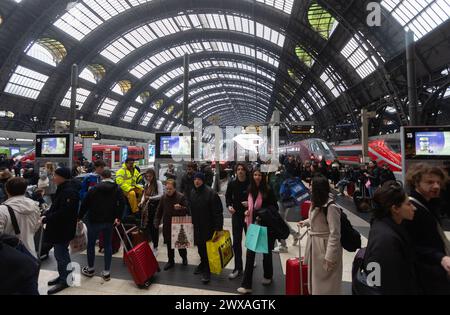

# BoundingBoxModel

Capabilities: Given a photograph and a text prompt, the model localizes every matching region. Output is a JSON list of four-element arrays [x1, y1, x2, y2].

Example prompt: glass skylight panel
[[293, 106, 306, 120], [341, 36, 377, 79], [166, 121, 175, 130], [60, 87, 91, 109], [320, 67, 346, 98], [140, 112, 154, 126], [79, 67, 97, 83], [25, 43, 57, 67], [300, 98, 314, 116], [84, 0, 129, 21], [307, 86, 327, 108], [98, 97, 118, 117], [53, 3, 103, 41], [256, 0, 294, 14], [130, 59, 155, 79], [4, 65, 49, 100], [166, 85, 183, 98], [122, 106, 138, 122], [112, 83, 124, 95], [101, 37, 134, 63], [382, 0, 450, 40], [155, 117, 165, 129], [125, 25, 157, 48]]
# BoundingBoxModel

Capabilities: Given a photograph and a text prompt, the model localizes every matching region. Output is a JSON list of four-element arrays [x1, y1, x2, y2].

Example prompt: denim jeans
[[87, 222, 113, 272], [53, 242, 71, 285]]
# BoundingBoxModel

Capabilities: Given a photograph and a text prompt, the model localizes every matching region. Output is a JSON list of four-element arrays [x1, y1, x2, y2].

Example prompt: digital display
[[415, 132, 450, 156], [148, 144, 155, 163], [10, 148, 20, 156], [41, 137, 67, 155], [120, 147, 128, 162], [36, 134, 71, 158], [404, 127, 450, 160], [160, 136, 191, 156]]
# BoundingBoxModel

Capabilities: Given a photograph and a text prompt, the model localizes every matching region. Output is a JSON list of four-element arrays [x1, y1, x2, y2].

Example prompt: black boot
[[164, 261, 175, 271], [47, 277, 60, 286], [47, 283, 69, 295]]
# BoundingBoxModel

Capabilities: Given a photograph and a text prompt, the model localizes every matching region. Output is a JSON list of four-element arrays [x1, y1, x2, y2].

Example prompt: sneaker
[[81, 266, 95, 278], [262, 278, 272, 286], [101, 271, 111, 281], [152, 247, 159, 257], [237, 287, 252, 294], [228, 269, 243, 280], [47, 282, 69, 295], [273, 245, 288, 253]]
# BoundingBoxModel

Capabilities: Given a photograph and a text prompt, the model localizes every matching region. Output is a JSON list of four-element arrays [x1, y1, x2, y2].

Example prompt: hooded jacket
[[79, 179, 126, 224], [115, 163, 142, 193], [0, 196, 41, 257]]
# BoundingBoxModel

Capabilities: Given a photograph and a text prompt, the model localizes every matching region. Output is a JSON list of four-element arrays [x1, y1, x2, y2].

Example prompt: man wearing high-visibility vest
[[115, 158, 143, 214]]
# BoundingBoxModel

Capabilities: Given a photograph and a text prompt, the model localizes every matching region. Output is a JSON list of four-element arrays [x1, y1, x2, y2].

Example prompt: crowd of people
[[0, 153, 449, 295]]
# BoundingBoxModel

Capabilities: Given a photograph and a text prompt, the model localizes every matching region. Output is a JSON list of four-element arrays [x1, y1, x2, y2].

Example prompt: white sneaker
[[152, 247, 158, 257], [237, 287, 252, 294], [273, 245, 288, 253]]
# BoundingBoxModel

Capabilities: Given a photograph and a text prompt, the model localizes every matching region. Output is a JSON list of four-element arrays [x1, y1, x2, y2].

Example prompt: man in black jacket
[[190, 172, 224, 284], [379, 164, 396, 185], [225, 163, 249, 279], [180, 162, 196, 202], [40, 167, 80, 295], [78, 168, 125, 281], [404, 163, 450, 294]]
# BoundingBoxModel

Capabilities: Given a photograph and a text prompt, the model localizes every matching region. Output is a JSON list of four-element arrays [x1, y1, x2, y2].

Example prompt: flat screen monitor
[[148, 144, 155, 163], [404, 126, 450, 160], [35, 134, 71, 158], [10, 147, 20, 156], [156, 132, 194, 159], [120, 147, 128, 162]]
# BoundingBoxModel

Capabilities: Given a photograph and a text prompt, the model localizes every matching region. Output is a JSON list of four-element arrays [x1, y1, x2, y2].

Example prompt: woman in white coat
[[300, 175, 343, 295]]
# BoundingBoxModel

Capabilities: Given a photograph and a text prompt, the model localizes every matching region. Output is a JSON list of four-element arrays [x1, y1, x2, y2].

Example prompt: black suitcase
[[34, 226, 52, 260]]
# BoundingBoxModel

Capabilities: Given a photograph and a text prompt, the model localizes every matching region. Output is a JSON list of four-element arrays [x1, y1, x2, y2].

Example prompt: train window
[[386, 140, 401, 153], [310, 141, 321, 152]]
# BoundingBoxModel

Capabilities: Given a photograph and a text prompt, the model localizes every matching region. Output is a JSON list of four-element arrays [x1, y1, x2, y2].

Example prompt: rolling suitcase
[[34, 226, 52, 260], [346, 182, 355, 197], [115, 224, 159, 288], [300, 200, 311, 220], [286, 227, 309, 295]]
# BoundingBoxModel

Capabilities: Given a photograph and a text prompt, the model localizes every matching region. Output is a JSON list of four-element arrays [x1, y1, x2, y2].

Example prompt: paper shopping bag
[[245, 223, 269, 254], [70, 221, 87, 254], [206, 230, 234, 275], [171, 216, 194, 249]]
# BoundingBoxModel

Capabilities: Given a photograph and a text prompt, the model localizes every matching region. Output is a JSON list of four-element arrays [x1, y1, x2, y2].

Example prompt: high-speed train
[[332, 134, 402, 172], [279, 138, 338, 165]]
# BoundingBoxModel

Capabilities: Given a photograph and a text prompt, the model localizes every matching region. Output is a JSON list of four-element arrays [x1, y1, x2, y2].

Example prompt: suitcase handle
[[298, 225, 308, 295], [114, 223, 133, 253]]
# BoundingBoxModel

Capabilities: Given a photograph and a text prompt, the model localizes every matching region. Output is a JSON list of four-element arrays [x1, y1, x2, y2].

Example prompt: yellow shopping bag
[[206, 230, 234, 275]]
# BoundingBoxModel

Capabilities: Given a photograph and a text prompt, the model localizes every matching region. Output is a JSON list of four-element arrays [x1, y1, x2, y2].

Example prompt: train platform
[[38, 186, 449, 296]]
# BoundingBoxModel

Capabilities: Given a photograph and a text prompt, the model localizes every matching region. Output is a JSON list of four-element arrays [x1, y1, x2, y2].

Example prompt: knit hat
[[0, 169, 12, 180], [193, 172, 205, 182], [54, 167, 71, 180]]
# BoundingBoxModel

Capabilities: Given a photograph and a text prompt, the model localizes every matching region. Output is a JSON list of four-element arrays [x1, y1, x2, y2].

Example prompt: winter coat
[[364, 216, 420, 294], [304, 198, 343, 295], [225, 177, 250, 214], [403, 190, 450, 294], [42, 180, 80, 244], [379, 168, 396, 185], [154, 192, 189, 244], [78, 179, 126, 224], [0, 196, 41, 257], [180, 173, 194, 202], [0, 234, 40, 295], [115, 163, 142, 193], [189, 184, 223, 244]]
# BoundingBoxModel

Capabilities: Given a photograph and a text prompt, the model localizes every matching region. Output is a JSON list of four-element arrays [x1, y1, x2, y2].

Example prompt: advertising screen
[[120, 147, 128, 162], [415, 132, 450, 156], [41, 137, 67, 155], [155, 132, 195, 159], [148, 144, 155, 163], [10, 147, 20, 156], [160, 135, 191, 156]]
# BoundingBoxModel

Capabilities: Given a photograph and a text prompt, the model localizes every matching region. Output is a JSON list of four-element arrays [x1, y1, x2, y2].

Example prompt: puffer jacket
[[115, 163, 142, 193]]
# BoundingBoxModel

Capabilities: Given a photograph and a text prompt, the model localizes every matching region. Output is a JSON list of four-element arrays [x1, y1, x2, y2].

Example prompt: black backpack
[[0, 182, 6, 204], [323, 201, 361, 252]]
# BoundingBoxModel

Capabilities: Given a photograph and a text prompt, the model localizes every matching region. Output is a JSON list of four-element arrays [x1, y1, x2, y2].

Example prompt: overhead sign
[[77, 129, 101, 140], [290, 124, 315, 135]]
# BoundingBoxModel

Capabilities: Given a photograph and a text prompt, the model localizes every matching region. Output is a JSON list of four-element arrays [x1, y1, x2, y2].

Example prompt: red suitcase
[[286, 227, 309, 295], [300, 200, 311, 220], [115, 224, 159, 288]]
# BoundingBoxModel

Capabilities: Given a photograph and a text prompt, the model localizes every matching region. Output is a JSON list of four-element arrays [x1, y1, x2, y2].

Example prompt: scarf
[[246, 192, 263, 227]]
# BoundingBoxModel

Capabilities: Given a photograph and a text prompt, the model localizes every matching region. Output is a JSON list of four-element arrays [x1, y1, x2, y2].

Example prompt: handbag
[[70, 221, 87, 254], [245, 222, 269, 254], [171, 216, 194, 249]]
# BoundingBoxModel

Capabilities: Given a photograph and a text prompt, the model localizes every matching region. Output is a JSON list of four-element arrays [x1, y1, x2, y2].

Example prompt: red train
[[333, 136, 402, 172], [279, 138, 339, 165], [17, 144, 145, 164]]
